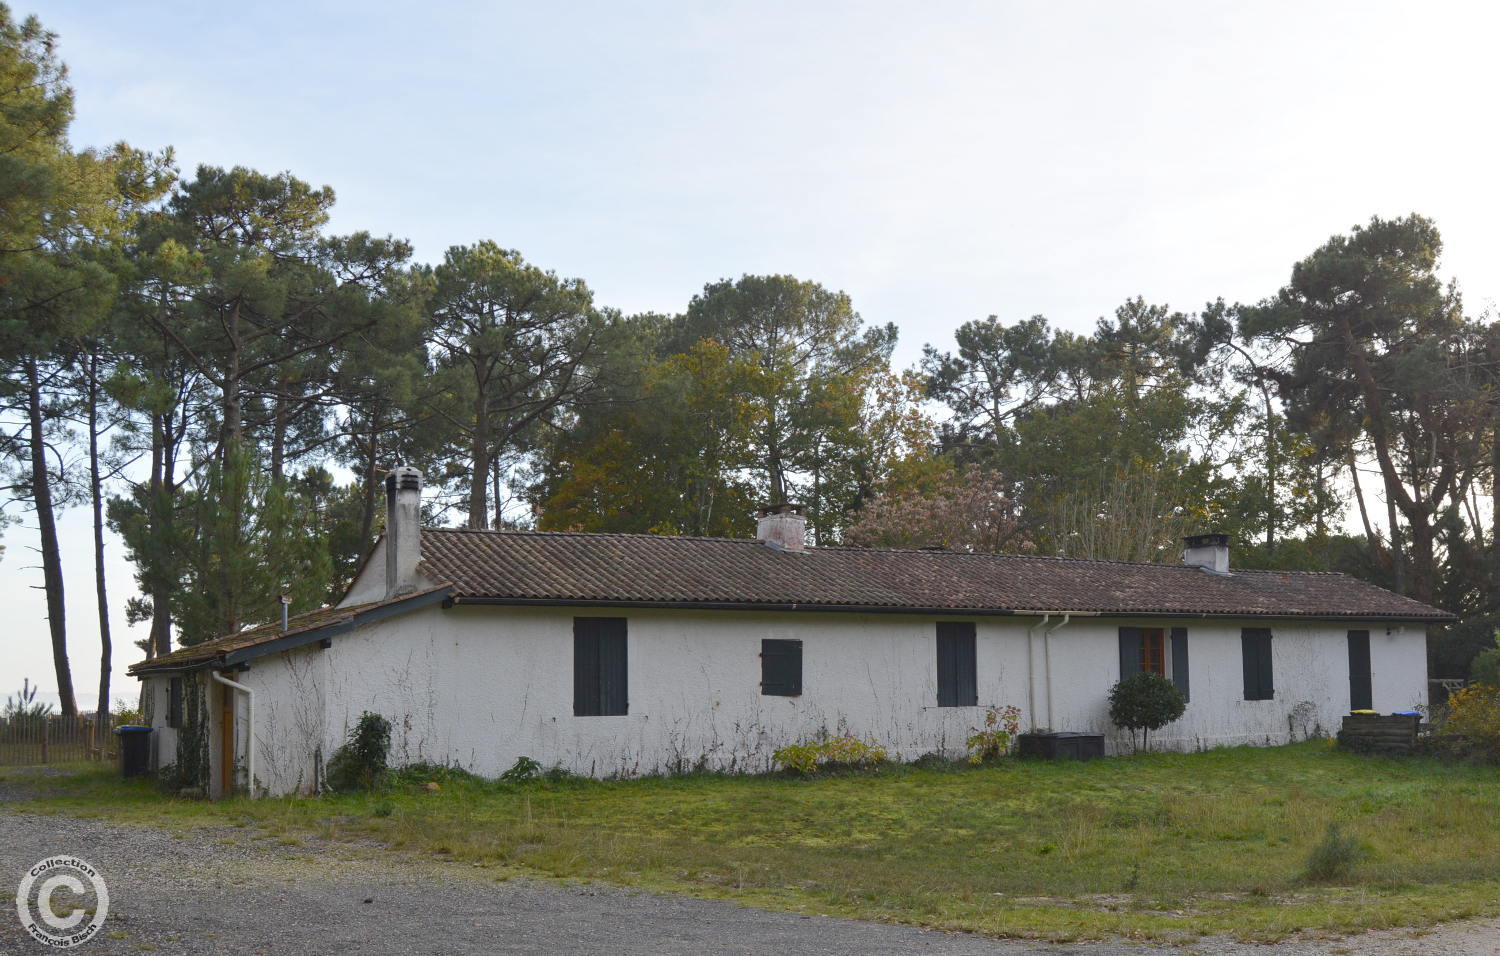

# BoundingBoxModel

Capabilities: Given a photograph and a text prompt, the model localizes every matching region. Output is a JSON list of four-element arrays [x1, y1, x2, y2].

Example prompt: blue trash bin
[[114, 725, 152, 778]]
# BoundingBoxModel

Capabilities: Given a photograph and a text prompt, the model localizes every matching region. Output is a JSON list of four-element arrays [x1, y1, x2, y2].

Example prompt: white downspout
[[212, 671, 255, 797], [1025, 614, 1050, 731], [1042, 613, 1071, 731]]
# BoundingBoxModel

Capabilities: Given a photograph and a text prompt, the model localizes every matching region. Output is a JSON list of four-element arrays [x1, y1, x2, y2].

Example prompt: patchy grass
[[7, 742, 1500, 942]]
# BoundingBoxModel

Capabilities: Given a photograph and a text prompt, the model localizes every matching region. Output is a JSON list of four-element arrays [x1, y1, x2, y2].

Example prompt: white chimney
[[756, 503, 807, 552], [1182, 533, 1229, 574], [385, 466, 423, 597]]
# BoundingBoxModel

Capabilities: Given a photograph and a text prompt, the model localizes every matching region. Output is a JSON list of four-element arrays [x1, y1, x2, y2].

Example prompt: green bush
[[326, 711, 391, 792], [909, 751, 957, 771], [1439, 683, 1500, 764], [773, 734, 889, 775], [500, 755, 543, 783], [1470, 647, 1500, 688], [1107, 672, 1186, 752], [390, 761, 481, 787], [771, 741, 820, 775], [965, 704, 1022, 763], [1302, 821, 1365, 883]]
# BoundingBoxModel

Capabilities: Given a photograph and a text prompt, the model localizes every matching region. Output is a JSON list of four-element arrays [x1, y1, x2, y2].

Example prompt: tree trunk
[[26, 357, 76, 716], [88, 351, 113, 742], [147, 409, 172, 658], [1386, 489, 1405, 596], [270, 386, 288, 486], [497, 451, 514, 529], [222, 298, 244, 455], [220, 299, 246, 636], [468, 386, 490, 529], [1349, 452, 1377, 549], [359, 422, 380, 546], [1262, 389, 1276, 553], [1492, 420, 1500, 570], [765, 405, 786, 504]]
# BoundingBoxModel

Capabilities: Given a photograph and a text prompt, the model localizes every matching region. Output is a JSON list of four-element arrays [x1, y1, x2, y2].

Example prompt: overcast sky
[[6, 1, 1498, 708]]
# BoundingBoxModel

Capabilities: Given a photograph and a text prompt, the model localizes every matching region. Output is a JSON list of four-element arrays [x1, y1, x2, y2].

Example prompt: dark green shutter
[[1119, 627, 1142, 678], [936, 629, 955, 706], [936, 622, 976, 706], [1242, 628, 1274, 700], [1258, 630, 1274, 700], [598, 619, 628, 716], [168, 677, 184, 729], [1347, 630, 1372, 711], [574, 617, 628, 716], [1170, 627, 1189, 702], [574, 618, 601, 716], [761, 639, 803, 696]]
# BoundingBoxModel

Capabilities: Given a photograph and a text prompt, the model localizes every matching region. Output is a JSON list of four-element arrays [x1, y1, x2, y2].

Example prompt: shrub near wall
[[1440, 684, 1500, 763], [772, 734, 888, 775], [1107, 673, 1186, 752]]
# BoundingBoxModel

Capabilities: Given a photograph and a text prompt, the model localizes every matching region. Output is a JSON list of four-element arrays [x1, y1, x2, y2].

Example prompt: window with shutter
[[574, 617, 628, 716], [1118, 627, 1167, 676], [760, 639, 803, 696], [936, 622, 977, 707], [1241, 628, 1274, 700]]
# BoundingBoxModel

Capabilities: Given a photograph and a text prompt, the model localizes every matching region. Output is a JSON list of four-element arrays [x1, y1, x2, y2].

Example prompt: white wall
[[1043, 618, 1428, 752], [337, 537, 438, 608], [339, 538, 388, 606], [177, 605, 1431, 795], [141, 675, 176, 772]]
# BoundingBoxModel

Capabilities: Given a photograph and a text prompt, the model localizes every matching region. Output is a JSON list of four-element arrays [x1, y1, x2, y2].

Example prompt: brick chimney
[[756, 503, 807, 552], [385, 466, 423, 597], [1182, 533, 1229, 574]]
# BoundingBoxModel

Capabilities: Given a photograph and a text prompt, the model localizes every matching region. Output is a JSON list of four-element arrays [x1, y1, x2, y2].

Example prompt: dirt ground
[[2, 807, 1498, 955]]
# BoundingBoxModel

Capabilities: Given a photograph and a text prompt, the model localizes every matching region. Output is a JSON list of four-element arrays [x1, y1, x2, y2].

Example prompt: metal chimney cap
[[755, 503, 805, 518], [385, 465, 422, 492], [1182, 533, 1228, 549]]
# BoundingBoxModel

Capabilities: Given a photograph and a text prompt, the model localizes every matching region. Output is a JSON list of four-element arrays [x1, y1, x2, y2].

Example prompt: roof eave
[[130, 585, 453, 676]]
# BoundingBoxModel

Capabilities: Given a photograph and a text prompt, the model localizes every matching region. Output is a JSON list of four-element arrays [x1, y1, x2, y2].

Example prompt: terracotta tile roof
[[129, 585, 452, 675], [419, 529, 1454, 622]]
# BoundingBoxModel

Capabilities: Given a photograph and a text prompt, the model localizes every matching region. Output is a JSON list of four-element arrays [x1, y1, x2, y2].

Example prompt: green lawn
[[7, 742, 1500, 942]]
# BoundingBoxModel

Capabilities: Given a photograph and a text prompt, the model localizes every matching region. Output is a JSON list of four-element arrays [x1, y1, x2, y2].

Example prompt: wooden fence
[[0, 714, 126, 766]]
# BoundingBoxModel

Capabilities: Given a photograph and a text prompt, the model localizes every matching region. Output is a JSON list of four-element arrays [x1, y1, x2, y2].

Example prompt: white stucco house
[[131, 467, 1453, 797]]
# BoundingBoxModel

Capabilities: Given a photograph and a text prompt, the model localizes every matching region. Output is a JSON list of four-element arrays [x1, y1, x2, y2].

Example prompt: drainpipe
[[1042, 614, 1071, 731], [212, 671, 255, 797], [1025, 614, 1050, 731]]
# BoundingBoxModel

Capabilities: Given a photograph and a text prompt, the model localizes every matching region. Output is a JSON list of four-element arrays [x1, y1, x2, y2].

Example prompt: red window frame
[[1140, 628, 1166, 676]]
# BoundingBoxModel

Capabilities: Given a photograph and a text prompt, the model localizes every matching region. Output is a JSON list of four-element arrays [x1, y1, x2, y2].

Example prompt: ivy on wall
[[162, 675, 210, 793]]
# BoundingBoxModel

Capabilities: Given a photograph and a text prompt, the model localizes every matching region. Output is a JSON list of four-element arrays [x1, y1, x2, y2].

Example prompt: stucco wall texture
[[147, 604, 1429, 796]]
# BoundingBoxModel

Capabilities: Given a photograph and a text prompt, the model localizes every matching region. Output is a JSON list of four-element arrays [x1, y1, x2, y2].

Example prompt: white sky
[[5, 1, 1499, 708]]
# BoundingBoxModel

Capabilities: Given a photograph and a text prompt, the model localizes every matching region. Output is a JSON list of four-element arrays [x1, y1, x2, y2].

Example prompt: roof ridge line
[[423, 527, 1354, 575]]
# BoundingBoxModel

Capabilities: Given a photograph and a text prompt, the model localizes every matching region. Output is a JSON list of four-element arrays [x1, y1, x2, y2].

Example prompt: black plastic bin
[[114, 725, 152, 778], [1017, 731, 1105, 761]]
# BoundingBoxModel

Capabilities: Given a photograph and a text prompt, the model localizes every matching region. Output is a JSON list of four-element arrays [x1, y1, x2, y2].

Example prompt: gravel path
[[1, 804, 1497, 954]]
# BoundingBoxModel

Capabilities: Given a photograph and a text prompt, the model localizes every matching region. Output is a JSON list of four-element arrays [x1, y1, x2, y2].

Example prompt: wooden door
[[1348, 630, 1372, 711]]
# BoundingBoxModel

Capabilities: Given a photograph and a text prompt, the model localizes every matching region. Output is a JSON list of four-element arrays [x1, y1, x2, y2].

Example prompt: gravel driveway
[[1, 804, 1497, 955]]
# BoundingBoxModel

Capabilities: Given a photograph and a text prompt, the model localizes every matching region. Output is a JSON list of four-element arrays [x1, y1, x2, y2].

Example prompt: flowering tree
[[844, 464, 1027, 553]]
